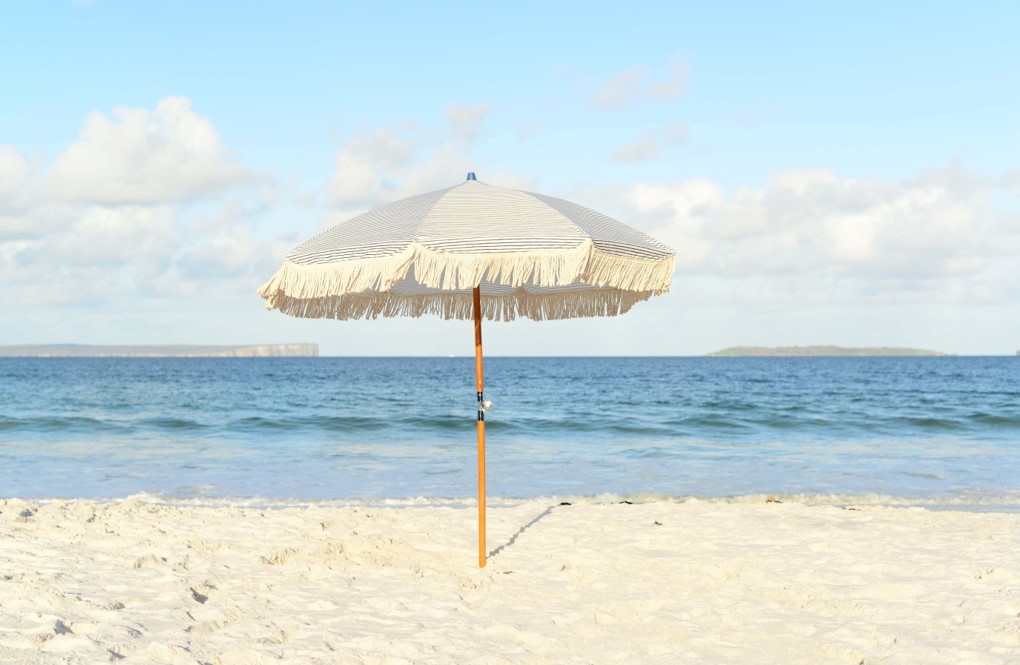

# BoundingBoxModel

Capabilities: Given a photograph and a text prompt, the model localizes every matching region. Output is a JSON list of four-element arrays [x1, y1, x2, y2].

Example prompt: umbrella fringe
[[257, 244, 675, 311], [261, 289, 654, 322], [257, 248, 417, 306], [584, 249, 676, 295]]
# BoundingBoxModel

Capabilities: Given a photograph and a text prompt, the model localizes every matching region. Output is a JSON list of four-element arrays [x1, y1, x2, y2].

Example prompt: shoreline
[[6, 491, 1020, 512]]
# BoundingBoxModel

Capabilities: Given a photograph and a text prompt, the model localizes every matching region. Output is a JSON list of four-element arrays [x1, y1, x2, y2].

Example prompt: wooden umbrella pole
[[473, 286, 487, 568]]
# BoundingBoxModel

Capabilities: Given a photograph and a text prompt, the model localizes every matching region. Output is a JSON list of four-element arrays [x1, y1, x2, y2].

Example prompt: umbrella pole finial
[[473, 286, 487, 568], [467, 172, 477, 181]]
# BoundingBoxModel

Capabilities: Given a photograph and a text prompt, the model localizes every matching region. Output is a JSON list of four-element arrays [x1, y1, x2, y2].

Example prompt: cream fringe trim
[[257, 241, 676, 321], [262, 288, 655, 322]]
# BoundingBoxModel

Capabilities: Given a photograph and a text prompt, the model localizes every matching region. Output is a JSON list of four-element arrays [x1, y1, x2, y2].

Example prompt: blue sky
[[2, 1, 1018, 355]]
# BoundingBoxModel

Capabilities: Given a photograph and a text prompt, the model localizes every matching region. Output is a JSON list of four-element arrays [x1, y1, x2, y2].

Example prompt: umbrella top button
[[466, 172, 477, 181]]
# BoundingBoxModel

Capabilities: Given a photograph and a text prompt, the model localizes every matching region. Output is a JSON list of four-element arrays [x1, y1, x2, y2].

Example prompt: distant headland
[[0, 344, 319, 358], [707, 345, 949, 357]]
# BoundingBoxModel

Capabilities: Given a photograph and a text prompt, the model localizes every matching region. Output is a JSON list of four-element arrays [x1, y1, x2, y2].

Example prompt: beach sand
[[1, 497, 1019, 664]]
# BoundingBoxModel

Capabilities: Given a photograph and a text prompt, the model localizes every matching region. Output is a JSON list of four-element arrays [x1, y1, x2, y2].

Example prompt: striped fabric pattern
[[258, 177, 676, 321]]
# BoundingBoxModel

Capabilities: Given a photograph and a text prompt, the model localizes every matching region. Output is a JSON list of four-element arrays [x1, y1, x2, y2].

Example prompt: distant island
[[0, 344, 318, 358], [707, 345, 949, 357]]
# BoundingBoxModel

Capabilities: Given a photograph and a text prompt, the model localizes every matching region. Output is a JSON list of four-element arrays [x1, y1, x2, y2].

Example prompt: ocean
[[1, 356, 1018, 505]]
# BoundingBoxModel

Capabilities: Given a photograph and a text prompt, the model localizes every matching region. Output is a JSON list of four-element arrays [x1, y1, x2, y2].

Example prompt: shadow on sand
[[489, 503, 567, 559]]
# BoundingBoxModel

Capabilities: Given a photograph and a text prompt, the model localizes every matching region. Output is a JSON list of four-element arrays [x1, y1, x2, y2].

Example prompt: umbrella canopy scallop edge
[[258, 177, 675, 321]]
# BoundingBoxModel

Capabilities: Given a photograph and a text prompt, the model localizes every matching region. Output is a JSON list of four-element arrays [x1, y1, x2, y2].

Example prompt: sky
[[2, 1, 1018, 356]]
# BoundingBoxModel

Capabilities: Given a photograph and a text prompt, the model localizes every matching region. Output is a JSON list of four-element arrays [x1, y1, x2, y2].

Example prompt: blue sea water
[[1, 356, 1018, 504]]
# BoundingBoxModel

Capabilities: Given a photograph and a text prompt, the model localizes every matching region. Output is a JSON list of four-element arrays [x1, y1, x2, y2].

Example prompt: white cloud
[[1, 207, 180, 306], [646, 58, 689, 101], [54, 205, 180, 268], [621, 165, 1019, 304], [0, 147, 36, 213], [444, 103, 490, 143], [592, 66, 646, 110], [612, 123, 688, 163], [1000, 169, 1020, 196], [591, 55, 689, 110], [327, 128, 421, 210], [5, 95, 1017, 355], [178, 225, 264, 281], [557, 165, 1020, 354], [0, 97, 280, 309], [48, 96, 257, 204], [325, 123, 538, 223], [613, 134, 660, 163]]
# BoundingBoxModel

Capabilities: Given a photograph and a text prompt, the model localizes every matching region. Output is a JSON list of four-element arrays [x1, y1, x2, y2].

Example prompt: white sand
[[1, 496, 1019, 664]]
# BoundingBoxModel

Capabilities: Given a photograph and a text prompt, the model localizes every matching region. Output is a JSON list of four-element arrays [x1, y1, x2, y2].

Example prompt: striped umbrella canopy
[[258, 173, 676, 566]]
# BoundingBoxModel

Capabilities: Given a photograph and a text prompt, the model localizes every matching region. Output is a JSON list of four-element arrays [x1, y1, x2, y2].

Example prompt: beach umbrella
[[258, 173, 676, 567]]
